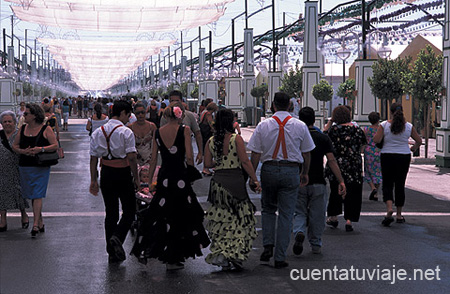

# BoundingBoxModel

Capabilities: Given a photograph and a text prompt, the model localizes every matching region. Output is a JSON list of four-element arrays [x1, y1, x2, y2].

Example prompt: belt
[[263, 160, 300, 167], [100, 158, 129, 168]]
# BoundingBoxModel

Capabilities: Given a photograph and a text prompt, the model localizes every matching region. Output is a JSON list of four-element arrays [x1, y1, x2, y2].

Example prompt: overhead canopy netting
[[8, 0, 234, 32], [39, 38, 176, 90]]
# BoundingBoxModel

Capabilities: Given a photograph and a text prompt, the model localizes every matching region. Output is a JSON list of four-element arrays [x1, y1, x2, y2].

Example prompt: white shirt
[[90, 119, 136, 159], [247, 111, 315, 163], [380, 121, 412, 154]]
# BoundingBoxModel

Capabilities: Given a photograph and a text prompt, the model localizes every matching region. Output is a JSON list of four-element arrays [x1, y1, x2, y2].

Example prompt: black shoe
[[0, 225, 7, 232], [39, 224, 45, 233], [345, 224, 354, 232], [230, 260, 243, 272], [293, 232, 305, 255], [22, 221, 29, 229], [31, 226, 39, 238], [382, 217, 394, 227], [326, 219, 339, 228], [369, 189, 378, 201], [260, 245, 274, 262], [274, 261, 289, 269], [109, 236, 126, 261]]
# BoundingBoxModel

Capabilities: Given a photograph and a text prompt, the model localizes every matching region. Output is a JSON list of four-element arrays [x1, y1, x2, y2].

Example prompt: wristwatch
[[41, 147, 45, 153]]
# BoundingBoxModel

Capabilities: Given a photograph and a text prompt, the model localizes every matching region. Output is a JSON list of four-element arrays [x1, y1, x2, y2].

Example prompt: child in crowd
[[135, 165, 154, 203]]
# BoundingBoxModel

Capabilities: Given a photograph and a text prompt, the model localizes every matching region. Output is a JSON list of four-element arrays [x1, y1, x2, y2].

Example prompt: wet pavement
[[1, 119, 450, 294]]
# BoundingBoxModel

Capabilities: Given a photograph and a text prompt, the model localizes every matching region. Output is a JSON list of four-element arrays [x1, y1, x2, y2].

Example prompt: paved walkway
[[1, 119, 448, 294]]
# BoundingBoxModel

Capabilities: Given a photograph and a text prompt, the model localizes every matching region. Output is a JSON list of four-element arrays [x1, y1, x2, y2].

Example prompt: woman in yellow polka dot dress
[[204, 109, 261, 271], [131, 102, 210, 271]]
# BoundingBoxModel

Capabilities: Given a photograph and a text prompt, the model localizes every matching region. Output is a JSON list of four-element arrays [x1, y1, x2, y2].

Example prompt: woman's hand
[[249, 179, 262, 193]]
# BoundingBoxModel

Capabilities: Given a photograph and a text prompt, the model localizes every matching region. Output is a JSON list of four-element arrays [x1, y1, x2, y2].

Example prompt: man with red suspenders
[[248, 92, 315, 269], [89, 100, 140, 263]]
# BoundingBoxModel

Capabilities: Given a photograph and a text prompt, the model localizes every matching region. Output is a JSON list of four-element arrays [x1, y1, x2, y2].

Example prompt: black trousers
[[380, 153, 411, 207], [100, 165, 136, 255], [327, 181, 362, 222]]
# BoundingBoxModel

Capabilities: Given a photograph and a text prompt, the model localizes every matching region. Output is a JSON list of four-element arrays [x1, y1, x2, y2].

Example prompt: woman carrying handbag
[[13, 104, 58, 238]]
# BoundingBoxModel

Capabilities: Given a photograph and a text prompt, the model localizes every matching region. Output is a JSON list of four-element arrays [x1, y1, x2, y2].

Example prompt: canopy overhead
[[8, 0, 233, 32], [39, 38, 176, 90]]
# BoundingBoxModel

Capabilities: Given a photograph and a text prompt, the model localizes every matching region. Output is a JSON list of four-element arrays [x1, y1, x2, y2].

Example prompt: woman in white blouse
[[374, 103, 421, 226]]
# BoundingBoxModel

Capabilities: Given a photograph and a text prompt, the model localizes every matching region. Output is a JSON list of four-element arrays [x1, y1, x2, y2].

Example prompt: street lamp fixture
[[377, 45, 392, 59], [336, 45, 351, 84]]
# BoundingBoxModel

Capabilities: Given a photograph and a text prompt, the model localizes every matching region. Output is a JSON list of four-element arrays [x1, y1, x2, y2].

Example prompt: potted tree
[[336, 78, 356, 116], [312, 79, 333, 119], [280, 61, 303, 102], [367, 56, 411, 119]]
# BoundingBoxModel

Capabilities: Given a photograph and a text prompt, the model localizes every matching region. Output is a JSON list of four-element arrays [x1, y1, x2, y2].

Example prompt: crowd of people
[[0, 90, 422, 273]]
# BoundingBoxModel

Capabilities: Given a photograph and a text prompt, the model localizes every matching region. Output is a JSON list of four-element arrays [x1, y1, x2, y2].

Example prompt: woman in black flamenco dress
[[131, 102, 210, 270]]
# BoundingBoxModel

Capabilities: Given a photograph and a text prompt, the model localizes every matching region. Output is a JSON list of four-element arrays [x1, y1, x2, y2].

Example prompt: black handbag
[[34, 126, 59, 166], [36, 151, 59, 166]]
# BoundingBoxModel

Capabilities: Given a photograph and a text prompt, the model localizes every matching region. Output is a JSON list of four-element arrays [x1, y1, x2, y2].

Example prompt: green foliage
[[251, 83, 268, 98], [404, 45, 443, 105], [280, 61, 302, 98], [41, 86, 51, 97], [190, 85, 199, 98], [337, 79, 356, 101], [23, 82, 33, 96], [367, 56, 411, 102], [180, 82, 189, 98], [312, 79, 333, 102]]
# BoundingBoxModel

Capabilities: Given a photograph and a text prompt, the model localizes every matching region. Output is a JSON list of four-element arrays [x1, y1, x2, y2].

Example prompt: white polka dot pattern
[[169, 146, 178, 154]]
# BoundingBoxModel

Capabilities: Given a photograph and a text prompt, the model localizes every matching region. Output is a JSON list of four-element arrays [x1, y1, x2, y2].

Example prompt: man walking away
[[293, 106, 346, 256], [89, 100, 139, 263], [247, 92, 315, 269]]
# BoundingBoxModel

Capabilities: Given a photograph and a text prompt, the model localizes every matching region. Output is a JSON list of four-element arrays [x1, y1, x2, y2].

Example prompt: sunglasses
[[134, 111, 145, 115], [23, 112, 30, 116]]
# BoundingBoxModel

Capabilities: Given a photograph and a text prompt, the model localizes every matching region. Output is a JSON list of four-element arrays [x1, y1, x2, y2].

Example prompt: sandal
[[396, 216, 406, 223], [382, 217, 394, 227], [326, 218, 339, 228]]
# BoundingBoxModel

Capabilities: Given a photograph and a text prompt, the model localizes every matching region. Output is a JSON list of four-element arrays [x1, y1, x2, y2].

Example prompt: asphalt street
[[1, 120, 449, 294]]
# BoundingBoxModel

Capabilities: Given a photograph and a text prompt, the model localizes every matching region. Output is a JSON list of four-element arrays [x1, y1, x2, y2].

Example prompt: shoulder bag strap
[[34, 125, 48, 147]]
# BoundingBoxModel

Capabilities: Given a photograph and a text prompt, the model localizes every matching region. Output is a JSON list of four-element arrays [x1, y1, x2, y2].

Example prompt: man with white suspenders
[[89, 100, 140, 263], [248, 92, 315, 269]]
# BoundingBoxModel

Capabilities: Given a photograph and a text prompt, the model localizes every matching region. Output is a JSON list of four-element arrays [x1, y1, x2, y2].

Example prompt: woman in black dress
[[131, 102, 210, 270]]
